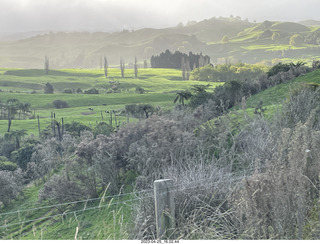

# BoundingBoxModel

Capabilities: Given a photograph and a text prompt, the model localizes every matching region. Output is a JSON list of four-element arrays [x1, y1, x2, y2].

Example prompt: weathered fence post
[[154, 179, 175, 239]]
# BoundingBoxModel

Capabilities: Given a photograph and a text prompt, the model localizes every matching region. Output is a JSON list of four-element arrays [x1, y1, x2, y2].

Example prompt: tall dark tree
[[134, 56, 138, 78], [120, 57, 125, 78], [6, 99, 19, 132], [104, 56, 108, 78], [45, 55, 49, 75], [181, 56, 186, 80], [186, 58, 191, 80]]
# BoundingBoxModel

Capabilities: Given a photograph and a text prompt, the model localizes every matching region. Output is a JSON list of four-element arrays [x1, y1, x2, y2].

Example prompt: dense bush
[[64, 121, 92, 137], [53, 99, 68, 109], [62, 88, 73, 94], [44, 82, 54, 94], [191, 63, 267, 82], [0, 160, 17, 171], [188, 61, 312, 113], [0, 169, 23, 206], [84, 88, 99, 94]]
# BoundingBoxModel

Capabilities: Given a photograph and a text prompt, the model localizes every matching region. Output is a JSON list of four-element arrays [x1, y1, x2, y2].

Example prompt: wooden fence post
[[154, 179, 175, 239]]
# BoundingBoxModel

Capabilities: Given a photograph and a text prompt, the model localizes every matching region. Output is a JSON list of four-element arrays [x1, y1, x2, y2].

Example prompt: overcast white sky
[[0, 0, 320, 32]]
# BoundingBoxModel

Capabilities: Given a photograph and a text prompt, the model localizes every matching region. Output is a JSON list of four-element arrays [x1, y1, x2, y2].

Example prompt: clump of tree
[[0, 169, 23, 206], [125, 103, 156, 119], [53, 100, 68, 109], [188, 61, 313, 113], [304, 29, 320, 45], [290, 34, 304, 46], [44, 82, 54, 94], [84, 88, 99, 94], [191, 62, 267, 82], [150, 49, 210, 69], [221, 35, 229, 43], [0, 156, 17, 171], [135, 86, 145, 94]]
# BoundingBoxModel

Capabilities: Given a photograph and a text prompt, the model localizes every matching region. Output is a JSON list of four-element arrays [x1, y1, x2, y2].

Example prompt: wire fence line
[[0, 187, 155, 218], [0, 175, 248, 228], [0, 174, 250, 230], [0, 173, 246, 219], [0, 194, 155, 229]]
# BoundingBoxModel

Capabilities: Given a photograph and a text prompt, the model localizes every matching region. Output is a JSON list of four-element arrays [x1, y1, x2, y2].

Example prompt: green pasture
[[0, 68, 221, 135]]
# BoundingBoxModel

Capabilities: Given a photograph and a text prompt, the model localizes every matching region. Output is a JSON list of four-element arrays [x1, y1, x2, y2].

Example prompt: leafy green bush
[[65, 121, 92, 137], [53, 99, 68, 109], [62, 88, 73, 94], [84, 88, 99, 94], [0, 160, 17, 171], [191, 63, 267, 82]]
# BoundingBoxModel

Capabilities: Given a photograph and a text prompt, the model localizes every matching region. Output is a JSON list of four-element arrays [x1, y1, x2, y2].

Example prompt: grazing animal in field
[[102, 104, 107, 106], [88, 108, 94, 111]]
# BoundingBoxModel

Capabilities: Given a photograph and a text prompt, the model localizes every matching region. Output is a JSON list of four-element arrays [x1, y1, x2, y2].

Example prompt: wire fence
[[0, 174, 249, 231]]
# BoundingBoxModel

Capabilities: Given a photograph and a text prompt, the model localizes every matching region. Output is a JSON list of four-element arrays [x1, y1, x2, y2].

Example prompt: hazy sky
[[0, 0, 320, 32]]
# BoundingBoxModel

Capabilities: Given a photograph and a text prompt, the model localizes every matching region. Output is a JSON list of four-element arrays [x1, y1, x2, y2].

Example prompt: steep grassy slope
[[245, 69, 320, 108]]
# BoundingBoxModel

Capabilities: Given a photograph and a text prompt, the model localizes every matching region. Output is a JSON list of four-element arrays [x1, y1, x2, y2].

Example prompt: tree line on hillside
[[191, 62, 267, 82], [2, 61, 320, 239], [185, 61, 318, 111], [150, 49, 210, 69]]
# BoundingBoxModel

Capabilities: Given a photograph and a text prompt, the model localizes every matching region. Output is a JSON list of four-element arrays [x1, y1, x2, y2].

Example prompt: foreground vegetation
[[2, 61, 320, 240]]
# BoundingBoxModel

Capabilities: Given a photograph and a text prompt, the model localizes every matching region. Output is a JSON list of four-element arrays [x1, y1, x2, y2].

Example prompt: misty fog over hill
[[1, 17, 320, 69]]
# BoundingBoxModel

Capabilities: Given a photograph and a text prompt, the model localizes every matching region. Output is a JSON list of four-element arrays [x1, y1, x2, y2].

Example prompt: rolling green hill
[[4, 17, 320, 69]]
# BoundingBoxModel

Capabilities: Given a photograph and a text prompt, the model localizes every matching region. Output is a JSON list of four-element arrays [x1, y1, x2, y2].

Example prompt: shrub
[[135, 86, 145, 94], [231, 112, 320, 239], [0, 169, 23, 206], [39, 173, 85, 207], [290, 34, 304, 46], [63, 88, 73, 94], [0, 161, 17, 171], [44, 82, 54, 94], [84, 88, 99, 94], [93, 122, 114, 137], [53, 100, 68, 109], [65, 121, 92, 137], [10, 143, 35, 170]]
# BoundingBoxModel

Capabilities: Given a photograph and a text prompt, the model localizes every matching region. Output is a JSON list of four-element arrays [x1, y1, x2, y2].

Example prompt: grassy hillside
[[245, 69, 320, 109]]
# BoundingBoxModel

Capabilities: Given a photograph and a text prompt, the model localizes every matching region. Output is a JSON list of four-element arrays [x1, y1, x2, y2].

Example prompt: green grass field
[[0, 181, 137, 240], [0, 68, 221, 135]]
